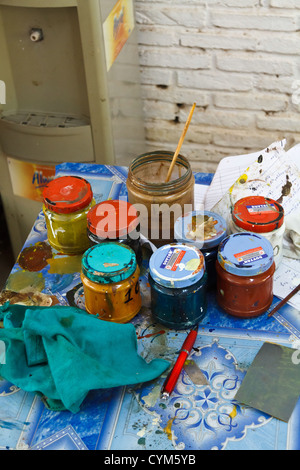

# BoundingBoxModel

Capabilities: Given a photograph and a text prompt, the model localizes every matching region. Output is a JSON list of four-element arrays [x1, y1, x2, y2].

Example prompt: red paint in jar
[[216, 232, 275, 318]]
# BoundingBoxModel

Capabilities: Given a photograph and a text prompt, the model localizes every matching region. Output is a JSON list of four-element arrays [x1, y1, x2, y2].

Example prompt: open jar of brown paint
[[126, 151, 195, 247]]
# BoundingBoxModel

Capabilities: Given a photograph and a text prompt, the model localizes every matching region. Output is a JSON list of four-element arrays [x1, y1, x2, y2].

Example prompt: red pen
[[161, 325, 198, 399]]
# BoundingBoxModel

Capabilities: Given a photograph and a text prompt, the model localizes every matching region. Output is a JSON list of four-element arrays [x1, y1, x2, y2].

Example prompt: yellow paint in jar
[[43, 176, 95, 254], [81, 242, 142, 323]]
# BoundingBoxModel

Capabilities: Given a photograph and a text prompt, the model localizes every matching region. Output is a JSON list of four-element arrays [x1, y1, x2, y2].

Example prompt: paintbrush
[[268, 282, 300, 317], [165, 102, 196, 183]]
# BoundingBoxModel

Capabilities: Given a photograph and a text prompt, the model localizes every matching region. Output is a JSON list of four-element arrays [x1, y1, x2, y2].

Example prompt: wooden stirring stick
[[165, 102, 196, 183], [268, 282, 300, 317]]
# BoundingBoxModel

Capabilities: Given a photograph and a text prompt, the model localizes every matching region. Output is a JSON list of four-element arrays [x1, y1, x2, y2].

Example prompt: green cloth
[[0, 302, 169, 413]]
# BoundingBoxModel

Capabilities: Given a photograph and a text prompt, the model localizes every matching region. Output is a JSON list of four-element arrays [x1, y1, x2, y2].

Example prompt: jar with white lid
[[229, 196, 285, 269], [174, 210, 227, 289], [148, 243, 207, 330]]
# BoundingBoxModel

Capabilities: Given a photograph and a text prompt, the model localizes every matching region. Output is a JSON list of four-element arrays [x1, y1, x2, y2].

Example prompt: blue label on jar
[[160, 247, 187, 271], [246, 204, 275, 214], [234, 246, 268, 266]]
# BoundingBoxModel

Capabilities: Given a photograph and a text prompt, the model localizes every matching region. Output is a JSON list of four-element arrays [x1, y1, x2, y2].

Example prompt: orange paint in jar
[[81, 242, 141, 323]]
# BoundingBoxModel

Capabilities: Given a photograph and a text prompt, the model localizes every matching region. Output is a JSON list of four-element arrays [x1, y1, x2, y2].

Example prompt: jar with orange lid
[[126, 151, 194, 247], [87, 199, 142, 265], [81, 242, 141, 323], [229, 195, 285, 269], [43, 176, 95, 254]]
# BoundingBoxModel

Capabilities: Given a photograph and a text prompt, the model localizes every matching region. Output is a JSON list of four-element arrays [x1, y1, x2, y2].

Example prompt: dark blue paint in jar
[[148, 243, 207, 330], [174, 210, 227, 289]]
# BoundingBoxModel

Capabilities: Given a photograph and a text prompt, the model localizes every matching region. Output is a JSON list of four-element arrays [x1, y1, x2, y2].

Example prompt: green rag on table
[[0, 302, 169, 413]]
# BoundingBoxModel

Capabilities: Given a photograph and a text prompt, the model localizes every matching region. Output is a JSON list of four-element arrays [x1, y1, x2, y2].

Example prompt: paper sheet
[[203, 140, 300, 310], [273, 258, 300, 311]]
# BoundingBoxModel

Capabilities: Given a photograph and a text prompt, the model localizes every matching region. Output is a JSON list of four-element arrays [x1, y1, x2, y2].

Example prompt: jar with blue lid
[[216, 232, 275, 318], [148, 243, 207, 329], [81, 242, 141, 323], [174, 211, 227, 289]]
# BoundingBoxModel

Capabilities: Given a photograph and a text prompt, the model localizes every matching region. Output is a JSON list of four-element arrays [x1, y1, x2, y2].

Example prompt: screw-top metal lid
[[82, 242, 137, 284], [217, 232, 274, 277], [43, 176, 93, 214]]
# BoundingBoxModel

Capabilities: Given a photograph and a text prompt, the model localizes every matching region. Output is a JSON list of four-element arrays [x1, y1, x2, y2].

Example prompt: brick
[[179, 107, 255, 128], [214, 92, 289, 112], [143, 100, 178, 120], [270, 0, 300, 8], [177, 70, 254, 91], [141, 85, 211, 107], [256, 36, 300, 55], [145, 122, 212, 145], [256, 113, 300, 131], [137, 26, 179, 47], [140, 67, 174, 86], [139, 47, 211, 69], [135, 6, 206, 28], [210, 11, 299, 31], [181, 32, 257, 51], [216, 54, 294, 75], [255, 75, 295, 94], [212, 129, 278, 148]]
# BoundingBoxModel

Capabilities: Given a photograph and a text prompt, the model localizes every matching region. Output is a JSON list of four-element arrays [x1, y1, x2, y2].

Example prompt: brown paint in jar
[[126, 151, 194, 247]]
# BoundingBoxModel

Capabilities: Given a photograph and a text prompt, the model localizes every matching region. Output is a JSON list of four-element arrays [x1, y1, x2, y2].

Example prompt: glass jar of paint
[[81, 242, 141, 323], [216, 232, 275, 318], [87, 200, 142, 265], [148, 243, 207, 330], [126, 151, 195, 247], [174, 210, 227, 289], [229, 196, 285, 269], [43, 176, 95, 254]]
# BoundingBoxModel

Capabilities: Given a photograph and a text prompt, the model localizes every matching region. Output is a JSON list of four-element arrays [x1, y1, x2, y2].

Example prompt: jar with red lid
[[216, 232, 275, 318], [43, 176, 95, 254], [229, 195, 285, 269], [87, 200, 142, 265]]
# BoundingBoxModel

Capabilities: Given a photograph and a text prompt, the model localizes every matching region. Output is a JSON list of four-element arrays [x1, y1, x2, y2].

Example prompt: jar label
[[234, 246, 267, 265], [246, 204, 276, 214], [160, 247, 186, 271]]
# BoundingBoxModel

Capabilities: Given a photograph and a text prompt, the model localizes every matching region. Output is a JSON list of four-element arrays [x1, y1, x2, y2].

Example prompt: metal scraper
[[183, 359, 208, 385]]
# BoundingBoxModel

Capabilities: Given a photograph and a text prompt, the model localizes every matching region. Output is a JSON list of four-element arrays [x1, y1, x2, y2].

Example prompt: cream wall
[[134, 0, 300, 172]]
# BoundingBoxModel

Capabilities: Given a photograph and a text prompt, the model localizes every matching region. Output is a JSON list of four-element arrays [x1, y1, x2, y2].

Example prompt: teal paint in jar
[[148, 243, 207, 330]]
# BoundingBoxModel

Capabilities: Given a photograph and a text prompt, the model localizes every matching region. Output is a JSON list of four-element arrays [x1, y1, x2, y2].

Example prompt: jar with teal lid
[[216, 232, 275, 318], [81, 242, 141, 323], [148, 243, 207, 330], [174, 210, 227, 289]]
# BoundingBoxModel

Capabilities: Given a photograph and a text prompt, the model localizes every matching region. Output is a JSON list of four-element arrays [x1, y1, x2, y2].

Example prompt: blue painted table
[[0, 163, 299, 451]]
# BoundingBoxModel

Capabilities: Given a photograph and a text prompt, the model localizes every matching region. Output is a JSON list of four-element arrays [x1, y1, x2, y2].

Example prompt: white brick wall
[[134, 0, 300, 172]]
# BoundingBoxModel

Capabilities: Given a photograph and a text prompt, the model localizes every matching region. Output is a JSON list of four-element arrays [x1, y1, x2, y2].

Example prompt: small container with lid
[[174, 210, 227, 289], [229, 196, 285, 269], [43, 176, 95, 254], [87, 200, 142, 265], [148, 243, 207, 330], [81, 242, 141, 323], [216, 232, 275, 318], [126, 151, 195, 247]]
